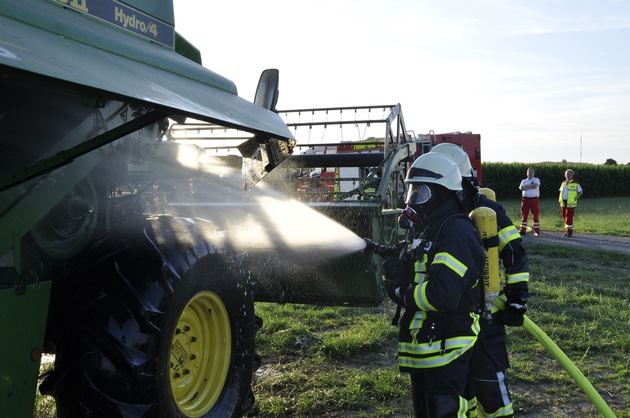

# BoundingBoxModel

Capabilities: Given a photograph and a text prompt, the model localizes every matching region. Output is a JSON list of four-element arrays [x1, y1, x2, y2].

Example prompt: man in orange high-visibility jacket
[[559, 169, 583, 237]]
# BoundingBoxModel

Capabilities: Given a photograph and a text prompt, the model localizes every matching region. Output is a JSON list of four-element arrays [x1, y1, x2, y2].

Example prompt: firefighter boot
[[427, 394, 466, 418]]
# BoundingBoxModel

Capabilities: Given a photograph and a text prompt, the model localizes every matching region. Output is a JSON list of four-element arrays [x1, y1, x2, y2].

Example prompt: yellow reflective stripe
[[414, 281, 437, 311], [498, 226, 519, 252], [413, 254, 433, 310], [414, 257, 427, 283], [471, 313, 481, 334], [398, 336, 477, 368], [457, 397, 468, 418], [467, 397, 478, 418], [399, 336, 476, 356], [480, 402, 514, 417], [399, 313, 479, 370], [414, 254, 429, 284], [410, 310, 426, 330], [433, 252, 467, 278], [506, 271, 529, 284], [415, 271, 427, 283]]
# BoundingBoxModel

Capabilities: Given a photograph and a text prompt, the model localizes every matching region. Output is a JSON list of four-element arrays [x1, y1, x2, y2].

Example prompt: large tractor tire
[[42, 215, 257, 417]]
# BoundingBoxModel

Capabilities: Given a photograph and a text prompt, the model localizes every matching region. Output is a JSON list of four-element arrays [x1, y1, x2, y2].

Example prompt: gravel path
[[519, 229, 630, 254]]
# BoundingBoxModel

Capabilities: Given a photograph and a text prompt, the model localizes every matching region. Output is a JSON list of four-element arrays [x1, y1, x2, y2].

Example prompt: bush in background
[[482, 163, 630, 200]]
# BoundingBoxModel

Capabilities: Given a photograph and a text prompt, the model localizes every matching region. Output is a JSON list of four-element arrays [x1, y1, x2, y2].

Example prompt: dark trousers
[[409, 349, 472, 418], [466, 319, 514, 417]]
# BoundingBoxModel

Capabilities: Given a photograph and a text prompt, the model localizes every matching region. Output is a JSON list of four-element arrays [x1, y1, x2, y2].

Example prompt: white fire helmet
[[430, 143, 474, 178], [404, 153, 462, 191]]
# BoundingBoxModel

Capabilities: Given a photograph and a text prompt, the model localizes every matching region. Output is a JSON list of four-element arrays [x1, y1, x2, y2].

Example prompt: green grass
[[249, 198, 630, 418], [249, 304, 412, 418], [35, 197, 630, 417], [507, 245, 630, 417], [502, 196, 630, 236], [250, 244, 630, 417]]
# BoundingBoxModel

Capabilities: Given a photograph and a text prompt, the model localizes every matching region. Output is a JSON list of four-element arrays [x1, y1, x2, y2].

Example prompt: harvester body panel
[[1, 1, 294, 416]]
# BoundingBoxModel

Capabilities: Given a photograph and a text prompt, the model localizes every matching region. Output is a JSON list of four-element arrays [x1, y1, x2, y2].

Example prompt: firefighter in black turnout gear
[[431, 143, 530, 417], [366, 153, 486, 417]]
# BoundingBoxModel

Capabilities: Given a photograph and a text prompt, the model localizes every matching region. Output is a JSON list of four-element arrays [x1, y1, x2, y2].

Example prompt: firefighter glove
[[363, 238, 380, 253], [364, 239, 407, 257], [504, 283, 531, 302], [383, 257, 406, 281], [383, 257, 408, 306], [384, 278, 405, 306], [501, 301, 527, 327]]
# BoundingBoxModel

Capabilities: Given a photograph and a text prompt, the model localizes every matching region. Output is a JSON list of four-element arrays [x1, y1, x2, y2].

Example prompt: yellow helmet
[[430, 143, 474, 178]]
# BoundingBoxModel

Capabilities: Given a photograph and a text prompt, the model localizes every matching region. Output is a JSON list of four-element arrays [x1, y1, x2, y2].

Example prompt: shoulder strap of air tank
[[436, 213, 484, 314], [433, 213, 470, 253]]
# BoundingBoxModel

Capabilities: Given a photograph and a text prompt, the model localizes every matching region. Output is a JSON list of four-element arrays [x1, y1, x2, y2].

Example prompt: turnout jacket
[[397, 201, 486, 373]]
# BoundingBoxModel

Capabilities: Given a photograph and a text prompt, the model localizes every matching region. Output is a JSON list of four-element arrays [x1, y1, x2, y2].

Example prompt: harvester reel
[[31, 178, 99, 259]]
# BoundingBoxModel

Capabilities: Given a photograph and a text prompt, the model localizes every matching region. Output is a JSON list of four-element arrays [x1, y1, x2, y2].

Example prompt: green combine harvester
[[0, 1, 414, 416], [1, 2, 617, 417]]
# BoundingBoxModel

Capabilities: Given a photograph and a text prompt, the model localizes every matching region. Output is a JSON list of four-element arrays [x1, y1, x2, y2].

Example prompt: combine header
[[170, 104, 482, 307], [168, 103, 485, 308]]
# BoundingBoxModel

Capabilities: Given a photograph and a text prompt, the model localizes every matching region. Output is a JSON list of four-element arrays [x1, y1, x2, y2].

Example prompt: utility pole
[[580, 134, 582, 163]]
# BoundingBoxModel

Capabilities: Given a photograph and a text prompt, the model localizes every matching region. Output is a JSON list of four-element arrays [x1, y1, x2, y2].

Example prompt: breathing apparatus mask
[[400, 183, 452, 227], [406, 183, 432, 206]]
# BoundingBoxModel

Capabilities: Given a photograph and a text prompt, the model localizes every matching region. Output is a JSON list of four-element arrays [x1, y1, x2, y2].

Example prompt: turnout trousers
[[409, 349, 472, 418], [465, 319, 514, 417]]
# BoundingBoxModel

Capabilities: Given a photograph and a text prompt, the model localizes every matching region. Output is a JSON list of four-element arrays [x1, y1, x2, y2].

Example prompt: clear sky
[[173, 0, 630, 165]]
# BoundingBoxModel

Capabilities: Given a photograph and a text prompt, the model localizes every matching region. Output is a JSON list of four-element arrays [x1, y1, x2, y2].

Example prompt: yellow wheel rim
[[170, 291, 231, 417]]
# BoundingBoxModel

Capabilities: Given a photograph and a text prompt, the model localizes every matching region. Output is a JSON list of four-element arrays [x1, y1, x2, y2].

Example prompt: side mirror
[[239, 69, 294, 190], [254, 69, 279, 111]]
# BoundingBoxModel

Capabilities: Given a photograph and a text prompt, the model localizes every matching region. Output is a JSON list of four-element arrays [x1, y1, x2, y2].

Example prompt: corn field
[[482, 162, 630, 200]]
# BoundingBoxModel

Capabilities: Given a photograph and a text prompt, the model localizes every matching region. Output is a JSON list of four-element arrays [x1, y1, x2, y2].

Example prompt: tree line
[[481, 162, 630, 200]]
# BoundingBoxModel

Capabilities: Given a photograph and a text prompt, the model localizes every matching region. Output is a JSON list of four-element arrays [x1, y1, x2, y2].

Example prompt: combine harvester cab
[[0, 1, 295, 417]]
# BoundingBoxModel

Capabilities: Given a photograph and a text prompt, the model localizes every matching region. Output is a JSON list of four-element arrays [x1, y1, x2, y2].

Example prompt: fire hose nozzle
[[363, 238, 408, 258]]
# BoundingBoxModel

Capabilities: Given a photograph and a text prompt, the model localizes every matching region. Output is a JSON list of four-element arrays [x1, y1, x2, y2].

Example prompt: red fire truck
[[420, 131, 482, 184]]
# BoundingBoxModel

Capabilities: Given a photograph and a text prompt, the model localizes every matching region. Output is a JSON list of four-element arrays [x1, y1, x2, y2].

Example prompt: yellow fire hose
[[492, 298, 617, 418]]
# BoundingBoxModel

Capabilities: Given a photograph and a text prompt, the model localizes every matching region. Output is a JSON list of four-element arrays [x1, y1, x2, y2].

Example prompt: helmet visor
[[405, 183, 432, 205]]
